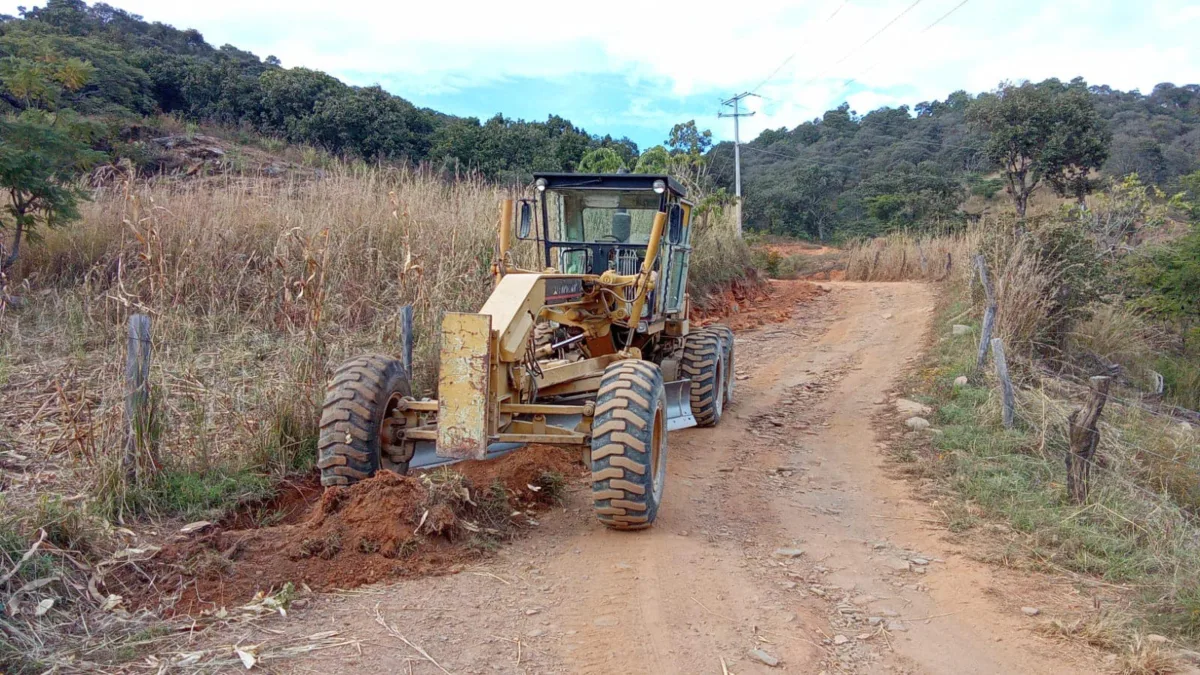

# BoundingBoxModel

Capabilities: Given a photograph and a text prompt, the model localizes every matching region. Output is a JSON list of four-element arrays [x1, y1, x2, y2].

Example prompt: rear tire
[[317, 354, 412, 487], [590, 360, 668, 530], [681, 329, 726, 427], [707, 324, 735, 406]]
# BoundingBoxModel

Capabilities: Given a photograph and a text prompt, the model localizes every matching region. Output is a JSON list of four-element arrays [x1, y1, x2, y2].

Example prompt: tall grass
[[902, 285, 1200, 648], [1, 165, 753, 521], [843, 230, 977, 282]]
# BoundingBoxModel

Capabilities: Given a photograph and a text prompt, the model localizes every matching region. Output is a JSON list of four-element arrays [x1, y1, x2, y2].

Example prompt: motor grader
[[317, 172, 734, 529]]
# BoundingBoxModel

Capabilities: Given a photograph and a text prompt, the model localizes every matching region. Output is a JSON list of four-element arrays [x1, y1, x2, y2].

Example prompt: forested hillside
[[2, 0, 1198, 245], [0, 0, 641, 182], [710, 83, 1200, 240]]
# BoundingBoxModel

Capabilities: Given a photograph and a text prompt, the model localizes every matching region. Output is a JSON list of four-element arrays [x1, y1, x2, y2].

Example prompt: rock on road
[[233, 281, 1102, 674]]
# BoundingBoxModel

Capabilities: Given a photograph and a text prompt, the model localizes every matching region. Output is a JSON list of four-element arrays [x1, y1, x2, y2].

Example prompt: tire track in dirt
[[199, 281, 1103, 674]]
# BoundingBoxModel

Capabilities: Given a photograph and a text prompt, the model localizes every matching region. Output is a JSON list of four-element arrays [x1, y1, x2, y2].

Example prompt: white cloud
[[4, 0, 1197, 141]]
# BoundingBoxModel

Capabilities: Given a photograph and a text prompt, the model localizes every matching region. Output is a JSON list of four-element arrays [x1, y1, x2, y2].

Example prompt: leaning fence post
[[1066, 376, 1110, 505], [974, 254, 997, 373], [398, 304, 414, 379], [991, 338, 1014, 429], [124, 313, 152, 478]]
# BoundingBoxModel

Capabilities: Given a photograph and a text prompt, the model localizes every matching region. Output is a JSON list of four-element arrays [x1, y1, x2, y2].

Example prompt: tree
[[1127, 224, 1200, 348], [634, 145, 670, 173], [967, 79, 1110, 217], [666, 120, 712, 157], [0, 112, 103, 272], [577, 147, 624, 173], [1044, 84, 1111, 205], [258, 67, 345, 140]]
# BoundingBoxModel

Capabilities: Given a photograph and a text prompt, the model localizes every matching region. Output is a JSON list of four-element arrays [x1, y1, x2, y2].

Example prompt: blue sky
[[6, 0, 1199, 150]]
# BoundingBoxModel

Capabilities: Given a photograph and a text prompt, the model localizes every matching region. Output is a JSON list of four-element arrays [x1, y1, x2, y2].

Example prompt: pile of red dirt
[[119, 445, 580, 615], [693, 278, 827, 331], [765, 242, 840, 257]]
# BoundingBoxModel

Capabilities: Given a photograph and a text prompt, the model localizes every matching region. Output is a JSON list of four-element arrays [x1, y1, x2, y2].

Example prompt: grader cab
[[317, 173, 734, 529]]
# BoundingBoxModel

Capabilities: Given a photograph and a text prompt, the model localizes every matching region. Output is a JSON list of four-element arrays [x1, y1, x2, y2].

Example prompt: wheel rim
[[651, 404, 665, 501], [380, 392, 406, 450], [725, 347, 735, 403], [714, 357, 725, 418]]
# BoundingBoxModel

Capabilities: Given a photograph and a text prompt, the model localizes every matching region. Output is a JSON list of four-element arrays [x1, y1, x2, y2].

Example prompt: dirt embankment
[[693, 278, 828, 331], [121, 446, 581, 615]]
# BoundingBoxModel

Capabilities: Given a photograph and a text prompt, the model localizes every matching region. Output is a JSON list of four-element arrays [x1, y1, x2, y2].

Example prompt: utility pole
[[719, 92, 757, 237]]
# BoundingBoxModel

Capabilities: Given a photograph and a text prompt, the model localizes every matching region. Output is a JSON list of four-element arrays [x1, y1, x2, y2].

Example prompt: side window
[[668, 204, 683, 244]]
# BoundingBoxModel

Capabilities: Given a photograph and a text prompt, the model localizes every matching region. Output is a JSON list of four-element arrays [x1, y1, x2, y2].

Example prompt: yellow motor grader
[[317, 172, 734, 529]]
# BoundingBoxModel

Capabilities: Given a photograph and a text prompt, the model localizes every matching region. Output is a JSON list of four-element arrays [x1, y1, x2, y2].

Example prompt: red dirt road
[[189, 281, 1102, 673]]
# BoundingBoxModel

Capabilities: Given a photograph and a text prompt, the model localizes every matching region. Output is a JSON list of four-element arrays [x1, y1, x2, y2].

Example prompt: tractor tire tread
[[317, 354, 411, 487], [590, 360, 666, 530], [682, 330, 725, 427]]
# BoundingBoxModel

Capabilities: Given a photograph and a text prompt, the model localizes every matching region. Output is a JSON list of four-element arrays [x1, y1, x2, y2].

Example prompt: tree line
[[0, 0, 652, 183], [712, 79, 1200, 241], [3, 0, 1200, 271]]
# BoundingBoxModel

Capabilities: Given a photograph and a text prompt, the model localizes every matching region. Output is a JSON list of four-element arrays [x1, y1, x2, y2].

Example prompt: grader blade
[[665, 379, 697, 431]]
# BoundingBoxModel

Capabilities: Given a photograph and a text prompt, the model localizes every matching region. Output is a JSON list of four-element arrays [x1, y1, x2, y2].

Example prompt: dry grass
[[843, 230, 977, 282], [1, 165, 749, 510], [0, 163, 754, 670], [1115, 636, 1182, 675]]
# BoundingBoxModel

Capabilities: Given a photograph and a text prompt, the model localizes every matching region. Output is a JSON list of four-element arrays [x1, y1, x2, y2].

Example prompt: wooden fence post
[[398, 304, 414, 379], [124, 313, 153, 478], [974, 254, 997, 373], [1066, 376, 1110, 505], [991, 338, 1015, 429]]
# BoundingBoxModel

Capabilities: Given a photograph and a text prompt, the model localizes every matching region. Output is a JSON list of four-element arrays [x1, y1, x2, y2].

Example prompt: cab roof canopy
[[533, 172, 687, 199]]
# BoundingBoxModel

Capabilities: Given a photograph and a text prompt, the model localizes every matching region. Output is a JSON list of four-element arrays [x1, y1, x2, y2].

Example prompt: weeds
[[844, 230, 976, 282], [534, 471, 567, 505], [896, 275, 1200, 653]]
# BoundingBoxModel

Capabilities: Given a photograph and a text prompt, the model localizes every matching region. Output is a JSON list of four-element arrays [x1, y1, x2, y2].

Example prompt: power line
[[799, 0, 926, 88], [740, 145, 864, 173], [753, 0, 852, 92], [740, 135, 985, 171], [827, 0, 975, 108]]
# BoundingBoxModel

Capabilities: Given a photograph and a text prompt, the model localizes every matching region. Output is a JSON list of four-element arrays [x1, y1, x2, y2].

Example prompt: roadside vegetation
[[0, 161, 751, 672], [847, 178, 1200, 666], [2, 2, 1197, 671]]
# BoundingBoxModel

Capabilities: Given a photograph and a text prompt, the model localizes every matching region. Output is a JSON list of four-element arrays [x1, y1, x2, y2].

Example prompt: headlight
[[652, 179, 666, 194], [535, 178, 548, 192]]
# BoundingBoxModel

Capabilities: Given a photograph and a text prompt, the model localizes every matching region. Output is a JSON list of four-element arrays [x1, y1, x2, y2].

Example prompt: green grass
[[93, 462, 276, 521], [899, 281, 1200, 643], [1157, 352, 1200, 411], [140, 467, 274, 519]]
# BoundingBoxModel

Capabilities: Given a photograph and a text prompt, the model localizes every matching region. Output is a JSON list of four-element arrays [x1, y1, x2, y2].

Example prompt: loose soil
[[121, 445, 581, 615], [176, 281, 1112, 673], [765, 242, 840, 257], [694, 278, 827, 331]]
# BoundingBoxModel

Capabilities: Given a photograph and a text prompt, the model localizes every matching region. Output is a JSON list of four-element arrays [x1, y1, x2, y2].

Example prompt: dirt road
[[239, 282, 1101, 674]]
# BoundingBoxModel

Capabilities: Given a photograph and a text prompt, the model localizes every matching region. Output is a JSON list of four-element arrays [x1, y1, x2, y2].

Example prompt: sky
[[6, 0, 1199, 149]]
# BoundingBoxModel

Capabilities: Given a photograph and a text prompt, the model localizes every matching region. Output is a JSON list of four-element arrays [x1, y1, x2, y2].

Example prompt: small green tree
[[1043, 85, 1111, 205], [0, 112, 102, 272], [968, 79, 1109, 217], [634, 145, 670, 174], [1126, 225, 1200, 349], [666, 120, 712, 157], [576, 147, 624, 173]]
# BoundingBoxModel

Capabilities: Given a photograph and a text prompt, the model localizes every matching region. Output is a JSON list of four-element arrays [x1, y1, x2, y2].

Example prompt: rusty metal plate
[[437, 312, 492, 460]]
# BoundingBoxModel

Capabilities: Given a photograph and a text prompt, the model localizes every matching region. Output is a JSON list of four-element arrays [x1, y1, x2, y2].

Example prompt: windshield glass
[[546, 190, 660, 244]]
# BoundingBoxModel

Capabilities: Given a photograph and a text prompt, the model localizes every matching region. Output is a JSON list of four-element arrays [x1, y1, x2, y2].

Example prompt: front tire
[[682, 329, 726, 427], [707, 324, 735, 406], [590, 361, 668, 530], [317, 354, 412, 487]]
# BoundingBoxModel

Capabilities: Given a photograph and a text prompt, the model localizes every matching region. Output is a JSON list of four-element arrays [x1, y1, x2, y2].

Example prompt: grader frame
[[317, 172, 734, 530]]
